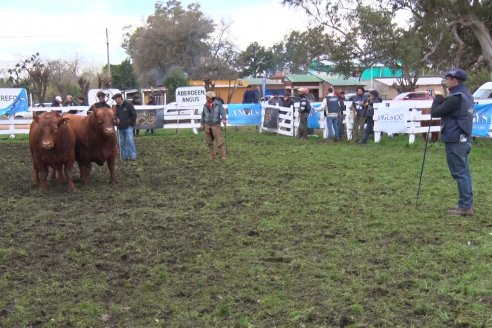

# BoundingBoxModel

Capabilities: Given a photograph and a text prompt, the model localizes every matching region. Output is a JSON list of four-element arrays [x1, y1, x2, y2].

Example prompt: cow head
[[35, 112, 69, 150], [93, 108, 116, 136]]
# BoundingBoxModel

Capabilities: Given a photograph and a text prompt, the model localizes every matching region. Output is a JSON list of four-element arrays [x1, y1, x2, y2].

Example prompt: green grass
[[1, 128, 492, 327]]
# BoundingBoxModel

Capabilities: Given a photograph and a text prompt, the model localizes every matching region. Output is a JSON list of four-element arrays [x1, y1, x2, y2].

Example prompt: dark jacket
[[115, 101, 137, 130], [87, 101, 110, 114], [351, 95, 369, 116], [299, 95, 311, 114], [243, 90, 258, 104], [431, 83, 474, 142]]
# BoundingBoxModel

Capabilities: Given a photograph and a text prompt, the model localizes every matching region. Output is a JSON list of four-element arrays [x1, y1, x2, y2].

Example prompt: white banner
[[175, 86, 206, 107], [375, 106, 410, 134]]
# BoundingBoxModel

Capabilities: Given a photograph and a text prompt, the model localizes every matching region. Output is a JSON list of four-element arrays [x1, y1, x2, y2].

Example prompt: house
[[372, 77, 445, 100]]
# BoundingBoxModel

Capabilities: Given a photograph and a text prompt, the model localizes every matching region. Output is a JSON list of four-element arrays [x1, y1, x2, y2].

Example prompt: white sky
[[0, 0, 309, 69]]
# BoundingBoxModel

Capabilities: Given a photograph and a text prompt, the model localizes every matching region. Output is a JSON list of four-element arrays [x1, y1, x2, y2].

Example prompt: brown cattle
[[64, 108, 118, 185], [420, 108, 440, 143], [29, 112, 76, 192]]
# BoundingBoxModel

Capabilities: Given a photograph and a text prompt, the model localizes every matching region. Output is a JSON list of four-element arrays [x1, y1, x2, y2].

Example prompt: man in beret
[[113, 93, 138, 161], [431, 68, 474, 216], [201, 91, 227, 161]]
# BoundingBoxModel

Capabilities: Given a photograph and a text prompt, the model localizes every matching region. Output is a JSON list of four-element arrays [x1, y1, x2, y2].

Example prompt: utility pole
[[106, 28, 111, 81]]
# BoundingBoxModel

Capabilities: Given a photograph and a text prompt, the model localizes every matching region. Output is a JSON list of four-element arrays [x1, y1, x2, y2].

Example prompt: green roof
[[360, 67, 402, 80], [240, 78, 283, 86], [285, 74, 323, 83], [309, 71, 362, 86]]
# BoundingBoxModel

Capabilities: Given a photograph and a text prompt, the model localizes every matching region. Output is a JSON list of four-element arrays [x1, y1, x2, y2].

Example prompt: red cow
[[420, 108, 440, 143], [64, 108, 118, 185], [29, 112, 76, 192]]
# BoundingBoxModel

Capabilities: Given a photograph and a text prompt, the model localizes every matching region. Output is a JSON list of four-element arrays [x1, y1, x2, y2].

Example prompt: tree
[[163, 67, 188, 102], [238, 42, 276, 77], [8, 53, 50, 103], [123, 0, 214, 85], [111, 59, 139, 90], [282, 0, 492, 82]]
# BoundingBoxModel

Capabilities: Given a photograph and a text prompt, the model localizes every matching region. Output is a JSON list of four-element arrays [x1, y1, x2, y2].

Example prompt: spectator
[[88, 90, 110, 115], [201, 91, 227, 161], [281, 93, 294, 108], [431, 68, 474, 216], [145, 95, 156, 134], [51, 96, 62, 107], [242, 85, 258, 104], [317, 87, 341, 142], [64, 95, 75, 107], [350, 87, 369, 143], [113, 93, 137, 161], [77, 95, 88, 106], [268, 92, 282, 106], [360, 90, 382, 144], [296, 88, 311, 139]]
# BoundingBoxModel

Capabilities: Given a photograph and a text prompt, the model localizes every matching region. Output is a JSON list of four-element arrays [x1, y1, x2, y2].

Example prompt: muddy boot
[[219, 145, 226, 161]]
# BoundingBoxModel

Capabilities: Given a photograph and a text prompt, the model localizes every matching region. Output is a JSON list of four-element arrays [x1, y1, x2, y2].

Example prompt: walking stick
[[416, 122, 432, 207]]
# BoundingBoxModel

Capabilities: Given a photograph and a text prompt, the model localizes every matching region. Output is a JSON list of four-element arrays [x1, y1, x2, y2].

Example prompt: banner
[[307, 102, 322, 129], [227, 104, 262, 125], [472, 103, 492, 137], [375, 106, 409, 134], [135, 107, 165, 129], [0, 88, 28, 115], [262, 106, 279, 129], [175, 86, 206, 107]]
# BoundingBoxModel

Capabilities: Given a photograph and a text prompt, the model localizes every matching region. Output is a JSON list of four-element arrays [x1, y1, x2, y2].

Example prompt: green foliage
[[239, 42, 276, 77], [163, 67, 188, 101], [111, 59, 139, 90]]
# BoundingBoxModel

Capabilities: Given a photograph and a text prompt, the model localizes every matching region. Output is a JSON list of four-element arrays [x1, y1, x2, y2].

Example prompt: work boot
[[447, 207, 474, 216]]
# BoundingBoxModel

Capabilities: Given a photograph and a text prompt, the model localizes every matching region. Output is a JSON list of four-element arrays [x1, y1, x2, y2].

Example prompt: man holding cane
[[201, 91, 227, 161], [431, 68, 474, 216]]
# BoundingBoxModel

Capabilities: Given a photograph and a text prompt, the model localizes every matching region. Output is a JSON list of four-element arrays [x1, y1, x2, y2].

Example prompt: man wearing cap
[[87, 90, 110, 115], [431, 68, 475, 216], [113, 93, 138, 161], [201, 91, 227, 161], [297, 88, 311, 139]]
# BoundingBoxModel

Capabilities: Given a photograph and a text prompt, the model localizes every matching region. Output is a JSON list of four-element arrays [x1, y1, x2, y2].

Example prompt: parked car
[[473, 82, 492, 99], [14, 103, 53, 119], [393, 91, 433, 100]]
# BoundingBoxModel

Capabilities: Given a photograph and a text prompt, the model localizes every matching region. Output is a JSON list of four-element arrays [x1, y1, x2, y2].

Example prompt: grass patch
[[1, 129, 492, 327]]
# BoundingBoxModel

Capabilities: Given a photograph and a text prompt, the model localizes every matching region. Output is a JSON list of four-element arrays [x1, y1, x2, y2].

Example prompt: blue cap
[[444, 68, 467, 81]]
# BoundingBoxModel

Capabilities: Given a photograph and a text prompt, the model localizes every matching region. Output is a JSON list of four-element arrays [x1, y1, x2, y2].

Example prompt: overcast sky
[[0, 0, 309, 68]]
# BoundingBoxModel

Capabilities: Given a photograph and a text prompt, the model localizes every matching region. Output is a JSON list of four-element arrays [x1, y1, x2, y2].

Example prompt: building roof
[[360, 67, 402, 81], [375, 77, 443, 86], [309, 71, 364, 86], [240, 78, 283, 86], [284, 74, 323, 83]]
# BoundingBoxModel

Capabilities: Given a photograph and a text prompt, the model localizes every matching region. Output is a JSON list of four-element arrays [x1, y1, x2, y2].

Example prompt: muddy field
[[1, 131, 492, 327]]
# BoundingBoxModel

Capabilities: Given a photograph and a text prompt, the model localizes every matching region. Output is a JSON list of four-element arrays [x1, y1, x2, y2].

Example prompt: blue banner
[[472, 103, 492, 137], [0, 88, 29, 115], [227, 104, 262, 125], [308, 102, 322, 128]]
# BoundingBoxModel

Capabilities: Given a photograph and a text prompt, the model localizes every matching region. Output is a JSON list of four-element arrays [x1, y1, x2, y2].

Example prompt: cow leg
[[64, 163, 75, 192], [107, 157, 117, 184], [38, 164, 49, 191], [32, 161, 40, 186]]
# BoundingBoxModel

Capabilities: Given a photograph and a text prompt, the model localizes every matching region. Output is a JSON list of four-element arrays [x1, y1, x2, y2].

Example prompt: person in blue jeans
[[113, 93, 137, 161], [317, 87, 341, 141], [431, 68, 474, 216]]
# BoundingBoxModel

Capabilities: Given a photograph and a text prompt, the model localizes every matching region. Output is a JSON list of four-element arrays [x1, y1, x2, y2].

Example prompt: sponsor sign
[[175, 87, 206, 107], [0, 88, 28, 115]]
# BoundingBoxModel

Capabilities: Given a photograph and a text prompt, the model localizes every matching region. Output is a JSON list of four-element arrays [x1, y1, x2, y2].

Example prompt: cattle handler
[[200, 91, 227, 161]]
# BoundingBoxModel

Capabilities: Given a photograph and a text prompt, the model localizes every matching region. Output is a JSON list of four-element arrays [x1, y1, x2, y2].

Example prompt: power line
[[0, 32, 103, 39]]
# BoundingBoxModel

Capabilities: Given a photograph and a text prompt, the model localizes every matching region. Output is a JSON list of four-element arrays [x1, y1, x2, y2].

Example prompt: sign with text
[[228, 104, 262, 125], [175, 87, 206, 107], [472, 103, 492, 137], [0, 88, 28, 115]]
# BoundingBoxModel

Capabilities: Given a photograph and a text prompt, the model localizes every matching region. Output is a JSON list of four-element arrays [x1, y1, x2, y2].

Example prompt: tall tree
[[8, 53, 50, 103], [123, 0, 214, 85], [111, 59, 139, 90], [282, 0, 492, 81], [238, 42, 276, 77]]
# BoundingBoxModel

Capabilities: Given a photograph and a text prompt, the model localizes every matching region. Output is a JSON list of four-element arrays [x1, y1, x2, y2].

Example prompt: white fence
[[3, 101, 492, 143]]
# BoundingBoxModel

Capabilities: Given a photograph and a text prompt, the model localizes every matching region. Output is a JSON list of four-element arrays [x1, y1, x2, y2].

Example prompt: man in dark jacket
[[88, 90, 110, 115], [431, 68, 474, 216], [113, 93, 137, 161], [297, 88, 311, 139], [350, 87, 369, 143], [242, 85, 258, 104]]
